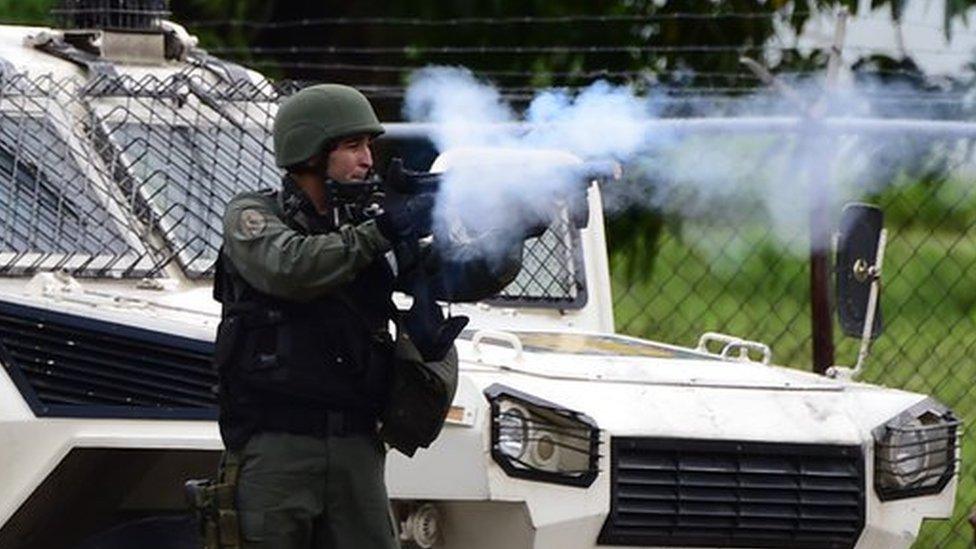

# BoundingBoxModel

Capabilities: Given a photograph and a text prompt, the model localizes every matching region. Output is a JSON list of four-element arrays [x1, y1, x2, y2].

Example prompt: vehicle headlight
[[485, 384, 600, 487], [497, 403, 529, 459], [873, 398, 960, 501]]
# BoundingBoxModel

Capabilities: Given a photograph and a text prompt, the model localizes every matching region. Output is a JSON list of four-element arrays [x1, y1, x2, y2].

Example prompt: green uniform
[[218, 186, 405, 549], [211, 83, 518, 549], [215, 178, 511, 549]]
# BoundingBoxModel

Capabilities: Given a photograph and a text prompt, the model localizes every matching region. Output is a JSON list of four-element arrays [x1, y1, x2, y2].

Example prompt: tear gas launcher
[[325, 157, 622, 238]]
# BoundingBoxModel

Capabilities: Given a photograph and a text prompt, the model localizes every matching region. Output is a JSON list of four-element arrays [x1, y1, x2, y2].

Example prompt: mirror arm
[[852, 228, 888, 375]]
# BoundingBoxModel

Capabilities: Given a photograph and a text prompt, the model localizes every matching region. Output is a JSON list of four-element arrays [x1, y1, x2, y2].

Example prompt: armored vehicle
[[0, 6, 960, 549]]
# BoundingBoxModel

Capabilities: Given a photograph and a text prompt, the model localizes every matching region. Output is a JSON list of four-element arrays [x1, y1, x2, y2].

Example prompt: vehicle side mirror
[[835, 203, 884, 338]]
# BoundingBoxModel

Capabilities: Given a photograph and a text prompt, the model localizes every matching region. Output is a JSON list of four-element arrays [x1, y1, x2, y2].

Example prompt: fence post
[[809, 8, 848, 374]]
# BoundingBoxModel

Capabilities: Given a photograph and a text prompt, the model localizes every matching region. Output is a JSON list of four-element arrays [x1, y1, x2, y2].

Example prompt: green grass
[[611, 220, 976, 548]]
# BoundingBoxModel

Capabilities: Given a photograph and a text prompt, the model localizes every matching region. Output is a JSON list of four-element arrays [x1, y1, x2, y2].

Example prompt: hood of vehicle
[[455, 331, 927, 443], [457, 330, 840, 391]]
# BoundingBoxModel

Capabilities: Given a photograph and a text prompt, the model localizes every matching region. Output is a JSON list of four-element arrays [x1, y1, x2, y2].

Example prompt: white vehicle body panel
[[0, 267, 958, 549]]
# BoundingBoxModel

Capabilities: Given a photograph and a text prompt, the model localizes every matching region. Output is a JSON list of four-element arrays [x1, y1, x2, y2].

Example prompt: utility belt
[[254, 408, 378, 438], [185, 453, 242, 549]]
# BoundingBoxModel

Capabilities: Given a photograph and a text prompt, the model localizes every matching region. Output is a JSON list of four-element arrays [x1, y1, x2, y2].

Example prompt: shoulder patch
[[238, 208, 268, 237]]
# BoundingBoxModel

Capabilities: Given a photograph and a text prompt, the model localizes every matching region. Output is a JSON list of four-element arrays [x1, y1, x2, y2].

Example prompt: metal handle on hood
[[471, 329, 524, 361]]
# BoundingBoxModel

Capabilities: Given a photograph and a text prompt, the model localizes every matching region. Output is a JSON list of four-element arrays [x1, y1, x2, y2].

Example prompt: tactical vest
[[213, 194, 395, 450]]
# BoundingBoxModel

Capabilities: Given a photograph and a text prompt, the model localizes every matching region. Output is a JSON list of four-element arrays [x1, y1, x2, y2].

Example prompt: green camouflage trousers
[[234, 431, 399, 549]]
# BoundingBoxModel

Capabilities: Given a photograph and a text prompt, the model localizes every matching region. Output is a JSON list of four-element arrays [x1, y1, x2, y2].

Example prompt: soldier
[[210, 84, 518, 549]]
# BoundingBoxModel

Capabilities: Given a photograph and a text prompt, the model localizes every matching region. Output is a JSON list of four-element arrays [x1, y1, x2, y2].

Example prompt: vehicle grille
[[599, 437, 864, 549], [0, 299, 216, 419]]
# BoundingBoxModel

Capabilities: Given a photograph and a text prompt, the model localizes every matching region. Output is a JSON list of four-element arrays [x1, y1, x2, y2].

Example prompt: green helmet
[[273, 84, 384, 168]]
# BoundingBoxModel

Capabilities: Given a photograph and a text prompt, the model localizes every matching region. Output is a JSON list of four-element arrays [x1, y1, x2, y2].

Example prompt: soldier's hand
[[375, 193, 435, 246]]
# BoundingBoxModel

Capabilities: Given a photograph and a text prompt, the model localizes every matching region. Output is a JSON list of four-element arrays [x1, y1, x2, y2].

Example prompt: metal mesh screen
[[0, 114, 125, 254], [0, 74, 150, 276], [0, 70, 582, 303], [491, 214, 586, 307], [89, 73, 279, 276]]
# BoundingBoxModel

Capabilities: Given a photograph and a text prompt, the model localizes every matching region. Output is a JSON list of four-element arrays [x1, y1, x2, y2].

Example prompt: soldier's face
[[327, 135, 373, 181]]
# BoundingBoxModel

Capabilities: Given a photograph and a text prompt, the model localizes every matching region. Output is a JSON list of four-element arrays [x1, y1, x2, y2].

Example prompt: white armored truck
[[0, 7, 961, 549]]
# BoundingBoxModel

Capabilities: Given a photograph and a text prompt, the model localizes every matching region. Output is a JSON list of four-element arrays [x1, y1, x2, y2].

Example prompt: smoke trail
[[403, 67, 514, 149], [402, 65, 964, 262]]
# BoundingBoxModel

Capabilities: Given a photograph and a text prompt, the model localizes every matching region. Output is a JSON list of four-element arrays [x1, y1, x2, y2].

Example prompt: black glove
[[374, 193, 435, 246], [402, 271, 468, 362]]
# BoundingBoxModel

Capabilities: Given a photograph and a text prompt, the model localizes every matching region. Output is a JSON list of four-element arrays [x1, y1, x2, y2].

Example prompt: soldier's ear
[[286, 162, 312, 176], [287, 153, 326, 176], [285, 140, 336, 175]]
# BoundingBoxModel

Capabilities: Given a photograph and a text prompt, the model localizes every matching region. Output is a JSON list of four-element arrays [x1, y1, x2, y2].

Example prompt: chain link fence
[[610, 141, 976, 546]]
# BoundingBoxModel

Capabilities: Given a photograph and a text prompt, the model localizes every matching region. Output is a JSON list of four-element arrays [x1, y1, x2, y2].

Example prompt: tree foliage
[[0, 0, 55, 24], [2, 0, 974, 277]]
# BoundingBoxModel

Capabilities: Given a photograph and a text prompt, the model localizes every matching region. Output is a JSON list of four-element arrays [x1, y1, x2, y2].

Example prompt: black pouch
[[331, 295, 459, 456], [213, 317, 243, 373], [238, 310, 284, 373], [380, 342, 457, 457], [235, 310, 297, 396]]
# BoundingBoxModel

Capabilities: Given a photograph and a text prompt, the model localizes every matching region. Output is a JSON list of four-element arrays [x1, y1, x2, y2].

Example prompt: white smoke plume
[[402, 65, 967, 262]]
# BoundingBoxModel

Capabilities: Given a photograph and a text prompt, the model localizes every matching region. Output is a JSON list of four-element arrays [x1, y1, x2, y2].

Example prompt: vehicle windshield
[[84, 70, 281, 276], [0, 112, 143, 274], [95, 116, 278, 276]]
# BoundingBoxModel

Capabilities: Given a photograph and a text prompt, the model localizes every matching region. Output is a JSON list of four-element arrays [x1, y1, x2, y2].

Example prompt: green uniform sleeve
[[222, 195, 392, 301]]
